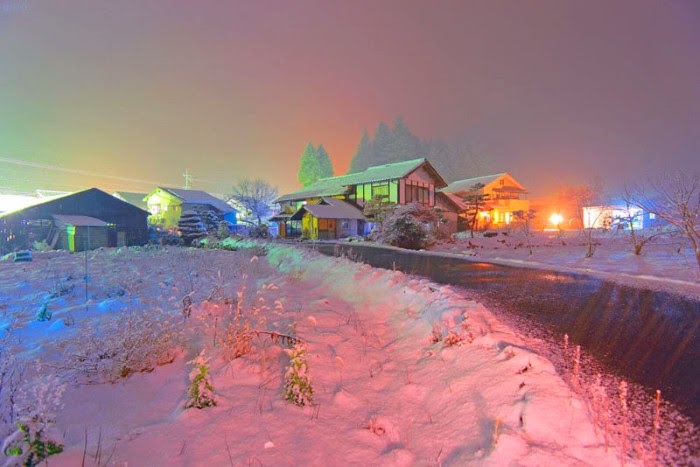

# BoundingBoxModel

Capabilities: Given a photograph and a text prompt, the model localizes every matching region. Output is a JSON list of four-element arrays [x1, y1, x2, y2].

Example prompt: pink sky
[[0, 0, 699, 196]]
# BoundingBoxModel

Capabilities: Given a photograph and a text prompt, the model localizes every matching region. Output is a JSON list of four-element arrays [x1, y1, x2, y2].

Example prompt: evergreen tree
[[391, 116, 422, 161], [297, 142, 321, 187], [372, 121, 393, 166], [348, 129, 372, 173], [199, 210, 221, 233], [461, 183, 491, 238], [316, 144, 334, 179], [178, 210, 207, 245]]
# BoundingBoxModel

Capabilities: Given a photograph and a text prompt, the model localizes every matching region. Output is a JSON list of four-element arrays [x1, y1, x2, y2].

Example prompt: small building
[[0, 188, 149, 254], [442, 173, 529, 231], [289, 198, 365, 240], [144, 187, 237, 230], [52, 215, 109, 252]]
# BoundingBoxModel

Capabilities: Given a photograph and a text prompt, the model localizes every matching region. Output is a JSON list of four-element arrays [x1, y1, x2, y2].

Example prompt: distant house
[[441, 173, 529, 231], [273, 158, 452, 239], [112, 191, 149, 211], [0, 188, 149, 254], [143, 187, 237, 230]]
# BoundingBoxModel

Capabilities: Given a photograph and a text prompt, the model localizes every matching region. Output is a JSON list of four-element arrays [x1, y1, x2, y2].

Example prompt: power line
[[0, 156, 177, 188]]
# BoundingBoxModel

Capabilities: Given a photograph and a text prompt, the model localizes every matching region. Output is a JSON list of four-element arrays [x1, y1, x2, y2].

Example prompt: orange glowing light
[[549, 213, 563, 226]]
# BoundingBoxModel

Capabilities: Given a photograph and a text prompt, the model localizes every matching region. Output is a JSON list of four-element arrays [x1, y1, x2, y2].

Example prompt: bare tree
[[512, 209, 537, 255], [228, 179, 278, 225], [631, 171, 700, 268], [564, 180, 605, 257], [618, 184, 664, 256]]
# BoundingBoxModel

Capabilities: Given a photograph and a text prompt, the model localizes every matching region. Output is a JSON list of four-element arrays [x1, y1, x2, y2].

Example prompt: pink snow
[[3, 233, 691, 465]]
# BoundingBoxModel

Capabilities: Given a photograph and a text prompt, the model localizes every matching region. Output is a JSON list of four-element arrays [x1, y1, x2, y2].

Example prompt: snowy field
[[432, 229, 700, 299], [0, 238, 696, 465]]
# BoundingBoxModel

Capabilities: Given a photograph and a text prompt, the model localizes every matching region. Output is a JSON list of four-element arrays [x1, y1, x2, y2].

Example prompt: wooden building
[[273, 158, 452, 239], [0, 188, 149, 254]]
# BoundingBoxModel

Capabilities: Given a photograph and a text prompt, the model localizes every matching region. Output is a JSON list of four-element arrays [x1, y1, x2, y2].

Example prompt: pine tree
[[348, 129, 372, 173], [372, 121, 393, 166], [297, 142, 321, 186], [461, 183, 490, 238], [178, 210, 207, 245], [316, 144, 334, 179], [199, 210, 221, 233], [391, 116, 422, 161]]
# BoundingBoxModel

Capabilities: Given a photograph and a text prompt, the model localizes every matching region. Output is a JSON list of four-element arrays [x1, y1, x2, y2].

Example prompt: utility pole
[[183, 169, 193, 189]]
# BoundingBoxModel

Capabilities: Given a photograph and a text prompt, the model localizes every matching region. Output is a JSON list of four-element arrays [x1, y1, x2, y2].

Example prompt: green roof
[[277, 158, 445, 203]]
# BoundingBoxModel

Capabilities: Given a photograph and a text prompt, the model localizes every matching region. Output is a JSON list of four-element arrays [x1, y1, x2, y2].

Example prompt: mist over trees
[[297, 142, 334, 187], [347, 117, 489, 182]]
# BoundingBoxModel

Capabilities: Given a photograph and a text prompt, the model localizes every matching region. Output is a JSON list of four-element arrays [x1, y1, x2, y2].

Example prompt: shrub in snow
[[185, 350, 216, 409], [2, 373, 65, 466], [220, 318, 252, 361], [248, 223, 270, 239], [283, 343, 313, 407], [35, 304, 51, 322], [217, 220, 232, 240], [372, 203, 438, 250], [177, 210, 207, 246], [62, 308, 181, 383]]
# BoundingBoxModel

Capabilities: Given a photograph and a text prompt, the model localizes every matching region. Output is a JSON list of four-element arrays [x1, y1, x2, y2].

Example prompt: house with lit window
[[441, 173, 529, 230], [143, 187, 237, 230], [272, 158, 451, 239]]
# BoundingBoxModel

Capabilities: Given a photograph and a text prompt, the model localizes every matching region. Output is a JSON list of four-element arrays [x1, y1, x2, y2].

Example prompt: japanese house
[[273, 158, 451, 239]]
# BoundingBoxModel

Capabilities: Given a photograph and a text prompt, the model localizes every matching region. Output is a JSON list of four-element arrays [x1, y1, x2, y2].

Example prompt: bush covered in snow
[[60, 308, 181, 383], [371, 203, 439, 250], [2, 373, 65, 466]]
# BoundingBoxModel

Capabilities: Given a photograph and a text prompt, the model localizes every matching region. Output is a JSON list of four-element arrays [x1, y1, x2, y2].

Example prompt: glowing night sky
[[1, 0, 699, 197]]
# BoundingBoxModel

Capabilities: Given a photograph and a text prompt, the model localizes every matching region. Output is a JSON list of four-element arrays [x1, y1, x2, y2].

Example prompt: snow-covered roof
[[442, 174, 508, 193], [276, 158, 446, 203], [291, 197, 365, 220], [53, 215, 109, 227], [442, 172, 526, 193], [155, 187, 235, 213]]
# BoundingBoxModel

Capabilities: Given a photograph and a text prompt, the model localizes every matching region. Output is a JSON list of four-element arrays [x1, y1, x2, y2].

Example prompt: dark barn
[[0, 188, 149, 254]]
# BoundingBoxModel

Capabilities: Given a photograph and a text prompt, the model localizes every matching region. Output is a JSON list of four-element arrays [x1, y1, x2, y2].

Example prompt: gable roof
[[112, 191, 148, 210], [0, 188, 149, 220], [277, 158, 447, 203], [436, 191, 465, 211], [442, 173, 526, 194], [151, 187, 235, 213], [291, 198, 365, 221]]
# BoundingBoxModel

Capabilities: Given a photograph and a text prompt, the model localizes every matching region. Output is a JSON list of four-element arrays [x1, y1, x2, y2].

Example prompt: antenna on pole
[[183, 169, 193, 189]]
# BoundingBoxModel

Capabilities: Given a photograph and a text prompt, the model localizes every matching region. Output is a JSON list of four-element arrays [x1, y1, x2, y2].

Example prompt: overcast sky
[[1, 0, 698, 197]]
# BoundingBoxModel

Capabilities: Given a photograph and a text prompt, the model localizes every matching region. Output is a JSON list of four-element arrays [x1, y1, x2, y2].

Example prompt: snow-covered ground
[[431, 229, 700, 299], [0, 237, 695, 465]]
